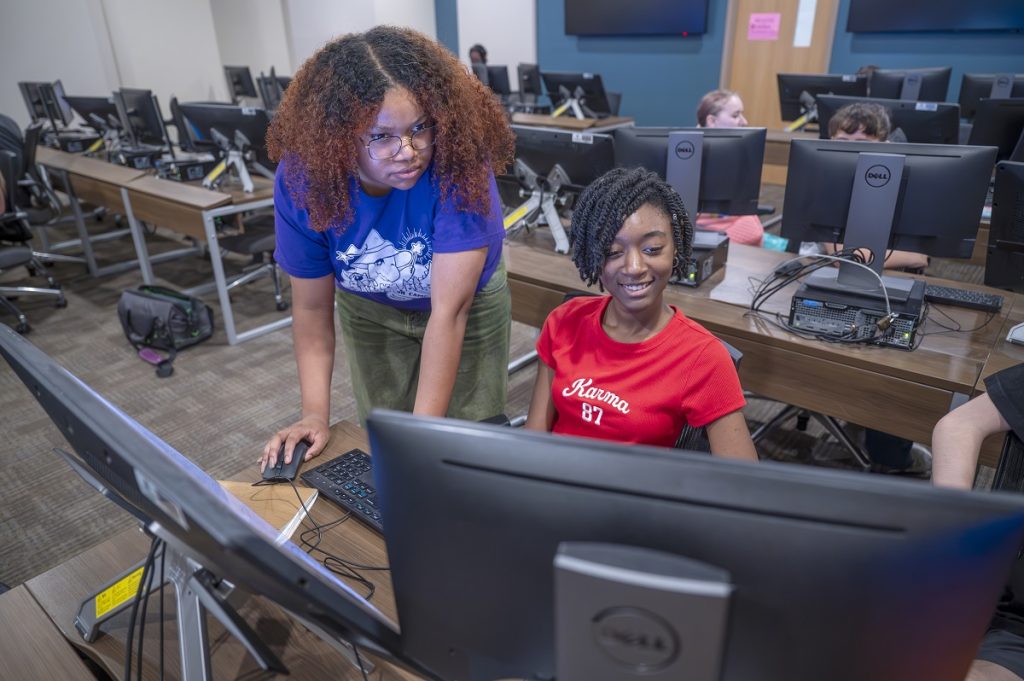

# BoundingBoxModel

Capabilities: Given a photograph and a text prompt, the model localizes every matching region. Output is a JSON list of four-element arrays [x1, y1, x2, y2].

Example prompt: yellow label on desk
[[504, 204, 530, 230], [94, 566, 145, 618]]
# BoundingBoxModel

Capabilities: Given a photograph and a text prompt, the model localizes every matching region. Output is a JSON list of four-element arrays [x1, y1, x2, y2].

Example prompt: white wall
[[283, 0, 437, 73], [101, 0, 227, 105], [456, 0, 535, 70], [0, 0, 119, 128], [210, 0, 293, 79]]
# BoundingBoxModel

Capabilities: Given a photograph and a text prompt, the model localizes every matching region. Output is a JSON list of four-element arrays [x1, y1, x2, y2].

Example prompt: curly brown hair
[[267, 26, 514, 233]]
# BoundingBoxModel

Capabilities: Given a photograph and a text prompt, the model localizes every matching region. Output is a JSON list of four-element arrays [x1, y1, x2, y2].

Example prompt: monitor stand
[[900, 74, 923, 101], [665, 130, 703, 218], [803, 151, 918, 303], [991, 74, 1015, 99]]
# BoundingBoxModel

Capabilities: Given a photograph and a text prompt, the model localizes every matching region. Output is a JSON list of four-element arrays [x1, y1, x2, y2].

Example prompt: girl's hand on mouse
[[260, 415, 330, 471]]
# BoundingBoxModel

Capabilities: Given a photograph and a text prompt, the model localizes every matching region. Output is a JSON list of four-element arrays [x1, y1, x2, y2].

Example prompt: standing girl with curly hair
[[525, 167, 757, 459], [260, 26, 515, 471]]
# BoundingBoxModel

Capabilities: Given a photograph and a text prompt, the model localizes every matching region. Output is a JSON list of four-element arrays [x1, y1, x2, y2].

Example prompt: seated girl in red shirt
[[525, 167, 758, 460]]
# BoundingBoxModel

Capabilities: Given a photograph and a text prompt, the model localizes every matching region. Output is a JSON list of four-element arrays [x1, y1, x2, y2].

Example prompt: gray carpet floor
[[0, 183, 984, 587]]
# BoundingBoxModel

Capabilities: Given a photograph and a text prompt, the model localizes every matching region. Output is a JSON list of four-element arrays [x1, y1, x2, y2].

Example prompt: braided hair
[[569, 167, 694, 288]]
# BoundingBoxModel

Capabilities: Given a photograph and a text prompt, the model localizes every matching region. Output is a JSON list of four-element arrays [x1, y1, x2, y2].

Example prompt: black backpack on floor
[[117, 285, 214, 377]]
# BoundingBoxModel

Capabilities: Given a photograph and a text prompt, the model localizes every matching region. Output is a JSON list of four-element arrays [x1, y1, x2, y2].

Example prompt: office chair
[[217, 213, 289, 311], [0, 150, 66, 333]]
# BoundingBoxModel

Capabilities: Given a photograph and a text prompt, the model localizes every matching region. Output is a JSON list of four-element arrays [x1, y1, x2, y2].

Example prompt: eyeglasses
[[364, 124, 436, 161]]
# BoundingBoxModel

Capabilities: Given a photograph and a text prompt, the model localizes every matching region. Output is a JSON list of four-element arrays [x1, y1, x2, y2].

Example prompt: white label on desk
[[572, 133, 594, 144]]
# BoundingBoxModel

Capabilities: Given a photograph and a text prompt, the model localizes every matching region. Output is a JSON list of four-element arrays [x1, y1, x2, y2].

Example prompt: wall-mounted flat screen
[[565, 0, 708, 36], [847, 0, 1024, 32]]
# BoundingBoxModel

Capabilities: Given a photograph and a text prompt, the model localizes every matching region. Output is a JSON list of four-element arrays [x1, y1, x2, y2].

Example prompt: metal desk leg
[[57, 168, 100, 276], [201, 211, 240, 344], [121, 187, 155, 285]]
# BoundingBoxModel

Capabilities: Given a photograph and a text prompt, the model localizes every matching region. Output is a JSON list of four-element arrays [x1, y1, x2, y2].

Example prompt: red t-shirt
[[536, 296, 746, 447]]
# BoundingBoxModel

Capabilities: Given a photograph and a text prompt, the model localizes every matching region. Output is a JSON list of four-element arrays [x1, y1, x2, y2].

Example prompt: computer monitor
[[541, 71, 612, 117], [256, 67, 290, 111], [18, 81, 50, 123], [781, 139, 997, 300], [869, 67, 952, 102], [0, 326, 431, 679], [986, 161, 1024, 293], [485, 65, 512, 96], [958, 73, 1024, 121], [776, 73, 868, 121], [366, 409, 1024, 681], [224, 65, 257, 102], [612, 126, 765, 215], [176, 102, 276, 173], [518, 63, 542, 96], [967, 98, 1024, 162], [63, 95, 120, 133], [113, 88, 169, 148], [816, 95, 960, 145], [39, 80, 73, 127], [507, 124, 615, 190]]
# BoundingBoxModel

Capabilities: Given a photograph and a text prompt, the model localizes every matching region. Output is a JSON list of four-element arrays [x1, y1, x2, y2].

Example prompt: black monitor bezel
[[540, 71, 612, 116], [816, 94, 961, 145], [776, 73, 868, 121], [868, 67, 952, 102], [967, 98, 1024, 162], [959, 73, 1024, 121], [506, 124, 615, 190]]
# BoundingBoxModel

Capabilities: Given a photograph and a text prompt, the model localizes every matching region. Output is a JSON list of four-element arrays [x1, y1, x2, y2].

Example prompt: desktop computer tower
[[673, 231, 729, 287], [789, 280, 926, 350]]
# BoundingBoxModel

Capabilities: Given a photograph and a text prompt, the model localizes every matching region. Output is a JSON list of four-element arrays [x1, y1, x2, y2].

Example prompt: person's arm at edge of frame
[[413, 246, 489, 417], [261, 274, 336, 471], [525, 360, 556, 432], [966, 659, 1024, 681], [705, 410, 759, 461], [931, 392, 1011, 490]]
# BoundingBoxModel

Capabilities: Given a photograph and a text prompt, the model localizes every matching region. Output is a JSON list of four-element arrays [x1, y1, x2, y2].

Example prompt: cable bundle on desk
[[745, 249, 908, 348]]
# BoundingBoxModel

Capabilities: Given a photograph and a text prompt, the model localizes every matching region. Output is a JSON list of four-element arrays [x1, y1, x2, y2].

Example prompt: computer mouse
[[262, 439, 311, 483], [1008, 322, 1024, 346]]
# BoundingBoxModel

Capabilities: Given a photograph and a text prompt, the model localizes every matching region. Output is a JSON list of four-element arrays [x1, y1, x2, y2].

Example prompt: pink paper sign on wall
[[748, 12, 781, 41]]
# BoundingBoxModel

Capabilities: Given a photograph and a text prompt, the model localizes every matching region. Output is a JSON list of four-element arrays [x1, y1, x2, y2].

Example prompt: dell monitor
[[176, 102, 276, 174], [63, 95, 120, 133], [507, 124, 615, 190], [113, 88, 169, 148], [985, 161, 1024, 293], [967, 98, 1024, 162], [816, 95, 961, 145], [0, 327, 439, 679], [485, 65, 512, 97], [869, 66, 952, 102], [541, 71, 613, 117], [959, 73, 1024, 121], [518, 63, 542, 96], [224, 65, 257, 102], [612, 126, 765, 216], [782, 139, 997, 301], [776, 73, 868, 122], [366, 409, 1024, 681]]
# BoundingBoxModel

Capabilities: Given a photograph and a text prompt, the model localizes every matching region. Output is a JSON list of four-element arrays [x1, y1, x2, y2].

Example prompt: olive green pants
[[335, 260, 511, 425]]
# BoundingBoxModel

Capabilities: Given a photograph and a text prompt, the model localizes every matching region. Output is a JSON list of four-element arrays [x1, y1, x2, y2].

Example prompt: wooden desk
[[36, 146, 147, 277], [0, 584, 96, 679], [121, 174, 288, 345], [505, 235, 1017, 448], [24, 421, 418, 681], [511, 112, 634, 133]]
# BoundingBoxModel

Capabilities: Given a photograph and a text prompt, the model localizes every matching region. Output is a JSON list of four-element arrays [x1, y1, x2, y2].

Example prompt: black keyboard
[[923, 284, 1004, 313], [300, 448, 382, 533]]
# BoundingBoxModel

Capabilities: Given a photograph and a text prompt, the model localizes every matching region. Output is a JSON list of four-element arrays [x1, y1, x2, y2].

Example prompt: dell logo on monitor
[[674, 140, 696, 160], [592, 607, 679, 671], [865, 164, 891, 188]]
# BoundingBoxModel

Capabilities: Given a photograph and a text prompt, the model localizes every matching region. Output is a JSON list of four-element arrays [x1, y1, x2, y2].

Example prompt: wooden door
[[722, 0, 841, 131]]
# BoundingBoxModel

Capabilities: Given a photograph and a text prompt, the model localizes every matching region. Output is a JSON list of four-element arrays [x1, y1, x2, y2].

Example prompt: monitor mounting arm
[[503, 158, 571, 253]]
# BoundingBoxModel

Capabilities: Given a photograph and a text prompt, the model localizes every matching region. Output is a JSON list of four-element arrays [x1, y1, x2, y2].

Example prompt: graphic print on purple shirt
[[273, 156, 505, 312]]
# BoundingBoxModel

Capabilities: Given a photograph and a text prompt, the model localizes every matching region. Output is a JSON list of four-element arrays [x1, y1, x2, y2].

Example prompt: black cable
[[136, 538, 161, 681], [158, 541, 165, 681], [353, 643, 371, 681], [125, 537, 160, 681]]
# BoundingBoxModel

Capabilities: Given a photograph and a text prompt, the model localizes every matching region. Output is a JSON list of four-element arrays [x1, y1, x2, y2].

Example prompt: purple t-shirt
[[273, 157, 505, 311]]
